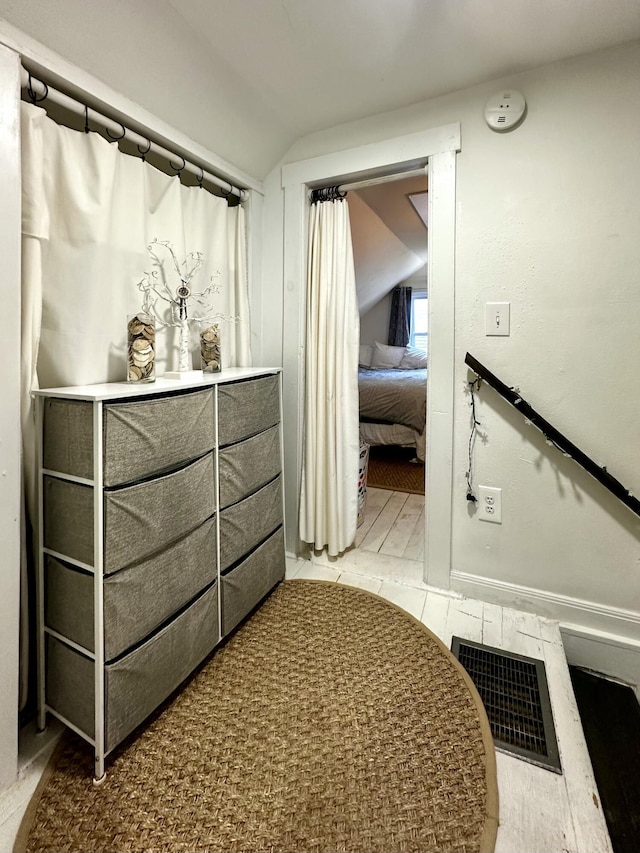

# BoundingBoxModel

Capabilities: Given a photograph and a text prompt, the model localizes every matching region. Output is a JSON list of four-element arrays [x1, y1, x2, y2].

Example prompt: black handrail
[[465, 353, 640, 518]]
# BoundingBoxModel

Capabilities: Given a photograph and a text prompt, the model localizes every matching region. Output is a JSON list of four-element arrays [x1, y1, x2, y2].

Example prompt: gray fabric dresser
[[35, 368, 285, 781]]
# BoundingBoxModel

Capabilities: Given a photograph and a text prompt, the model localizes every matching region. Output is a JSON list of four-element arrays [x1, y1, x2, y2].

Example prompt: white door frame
[[281, 123, 459, 590], [0, 40, 22, 791]]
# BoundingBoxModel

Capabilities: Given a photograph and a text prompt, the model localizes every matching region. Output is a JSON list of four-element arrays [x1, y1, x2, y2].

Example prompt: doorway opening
[[351, 174, 428, 575], [280, 123, 459, 591]]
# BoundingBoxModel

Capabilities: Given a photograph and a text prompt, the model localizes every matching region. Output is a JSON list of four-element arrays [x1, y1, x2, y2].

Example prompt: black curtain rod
[[465, 352, 640, 518], [310, 186, 348, 204]]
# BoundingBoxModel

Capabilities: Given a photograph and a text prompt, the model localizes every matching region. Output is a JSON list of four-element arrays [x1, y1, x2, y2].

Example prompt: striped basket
[[357, 439, 370, 527]]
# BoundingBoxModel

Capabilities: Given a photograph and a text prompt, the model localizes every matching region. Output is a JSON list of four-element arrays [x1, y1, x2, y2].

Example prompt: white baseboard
[[451, 570, 640, 693]]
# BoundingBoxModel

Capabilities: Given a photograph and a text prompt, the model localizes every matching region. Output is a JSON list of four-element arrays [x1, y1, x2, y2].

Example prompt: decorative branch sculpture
[[136, 239, 236, 373]]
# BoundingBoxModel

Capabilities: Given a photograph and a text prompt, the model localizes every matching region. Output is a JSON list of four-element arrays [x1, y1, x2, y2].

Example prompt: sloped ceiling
[[1, 1, 639, 177], [351, 175, 428, 314], [355, 176, 428, 259], [168, 0, 640, 149]]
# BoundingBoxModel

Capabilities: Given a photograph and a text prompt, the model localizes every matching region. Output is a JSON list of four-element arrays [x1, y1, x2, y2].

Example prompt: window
[[410, 292, 428, 351]]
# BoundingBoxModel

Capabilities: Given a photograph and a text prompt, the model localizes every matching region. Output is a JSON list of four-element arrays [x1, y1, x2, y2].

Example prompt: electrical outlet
[[478, 486, 502, 524]]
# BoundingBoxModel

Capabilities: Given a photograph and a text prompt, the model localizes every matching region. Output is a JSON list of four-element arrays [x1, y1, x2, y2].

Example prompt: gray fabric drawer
[[218, 374, 280, 447], [222, 528, 285, 636], [219, 426, 281, 509], [43, 399, 94, 480], [43, 389, 215, 486], [45, 557, 94, 651], [45, 517, 217, 661], [219, 476, 283, 572], [104, 452, 215, 573], [103, 388, 214, 486], [44, 453, 215, 572], [46, 635, 95, 740], [43, 476, 94, 566], [46, 582, 219, 752]]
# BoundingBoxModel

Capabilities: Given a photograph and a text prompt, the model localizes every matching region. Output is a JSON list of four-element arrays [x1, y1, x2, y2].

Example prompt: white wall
[[265, 41, 640, 671], [449, 43, 639, 624], [359, 294, 392, 347]]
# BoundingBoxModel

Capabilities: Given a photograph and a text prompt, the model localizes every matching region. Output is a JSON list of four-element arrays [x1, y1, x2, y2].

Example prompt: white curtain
[[299, 198, 360, 556], [19, 101, 251, 708]]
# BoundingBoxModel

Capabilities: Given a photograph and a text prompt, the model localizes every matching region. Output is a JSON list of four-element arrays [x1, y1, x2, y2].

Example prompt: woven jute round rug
[[16, 580, 498, 853]]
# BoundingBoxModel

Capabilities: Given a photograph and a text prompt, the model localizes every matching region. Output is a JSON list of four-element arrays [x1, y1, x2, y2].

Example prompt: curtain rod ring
[[137, 139, 151, 161], [105, 121, 126, 141], [27, 71, 48, 105], [197, 166, 204, 189], [169, 154, 186, 175], [310, 185, 347, 205], [84, 104, 90, 134]]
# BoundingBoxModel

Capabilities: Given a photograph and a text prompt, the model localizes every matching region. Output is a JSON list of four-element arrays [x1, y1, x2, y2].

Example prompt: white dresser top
[[33, 367, 281, 402]]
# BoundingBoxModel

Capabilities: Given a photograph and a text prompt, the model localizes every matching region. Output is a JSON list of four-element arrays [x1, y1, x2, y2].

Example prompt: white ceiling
[[169, 1, 640, 290], [168, 0, 640, 145], [1, 1, 639, 177]]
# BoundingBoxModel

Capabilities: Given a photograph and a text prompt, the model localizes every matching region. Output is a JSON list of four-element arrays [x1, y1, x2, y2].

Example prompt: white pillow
[[400, 346, 428, 369], [358, 344, 373, 367], [370, 341, 406, 369]]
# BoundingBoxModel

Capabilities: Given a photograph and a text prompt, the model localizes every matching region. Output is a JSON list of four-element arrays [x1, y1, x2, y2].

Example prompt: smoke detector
[[484, 90, 526, 132]]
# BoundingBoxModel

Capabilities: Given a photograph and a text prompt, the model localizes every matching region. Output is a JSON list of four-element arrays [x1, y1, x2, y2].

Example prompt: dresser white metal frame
[[34, 368, 285, 782]]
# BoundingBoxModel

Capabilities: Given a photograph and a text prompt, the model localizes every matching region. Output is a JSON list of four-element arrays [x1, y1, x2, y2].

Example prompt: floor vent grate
[[452, 637, 561, 773]]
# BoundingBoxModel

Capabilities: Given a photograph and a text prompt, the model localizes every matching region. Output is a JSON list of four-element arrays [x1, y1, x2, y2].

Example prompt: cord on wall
[[465, 377, 482, 503]]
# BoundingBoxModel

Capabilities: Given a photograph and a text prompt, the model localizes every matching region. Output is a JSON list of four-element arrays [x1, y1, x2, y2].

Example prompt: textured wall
[[272, 41, 640, 628], [449, 42, 639, 610], [359, 293, 392, 348]]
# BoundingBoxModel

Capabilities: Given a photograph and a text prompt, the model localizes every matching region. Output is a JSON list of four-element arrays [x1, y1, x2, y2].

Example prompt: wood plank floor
[[289, 487, 613, 853], [356, 486, 425, 561]]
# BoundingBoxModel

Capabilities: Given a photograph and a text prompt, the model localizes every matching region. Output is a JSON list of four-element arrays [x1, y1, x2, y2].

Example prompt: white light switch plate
[[486, 302, 510, 336]]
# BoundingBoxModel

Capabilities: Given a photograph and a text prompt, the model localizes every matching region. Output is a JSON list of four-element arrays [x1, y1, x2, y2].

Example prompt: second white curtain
[[299, 198, 360, 556]]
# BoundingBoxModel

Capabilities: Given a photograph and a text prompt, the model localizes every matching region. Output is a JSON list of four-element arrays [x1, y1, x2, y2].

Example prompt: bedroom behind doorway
[[350, 174, 428, 564]]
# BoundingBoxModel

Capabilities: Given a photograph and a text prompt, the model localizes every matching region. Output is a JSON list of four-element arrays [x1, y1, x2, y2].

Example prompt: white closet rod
[[340, 168, 426, 192], [20, 69, 246, 200]]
